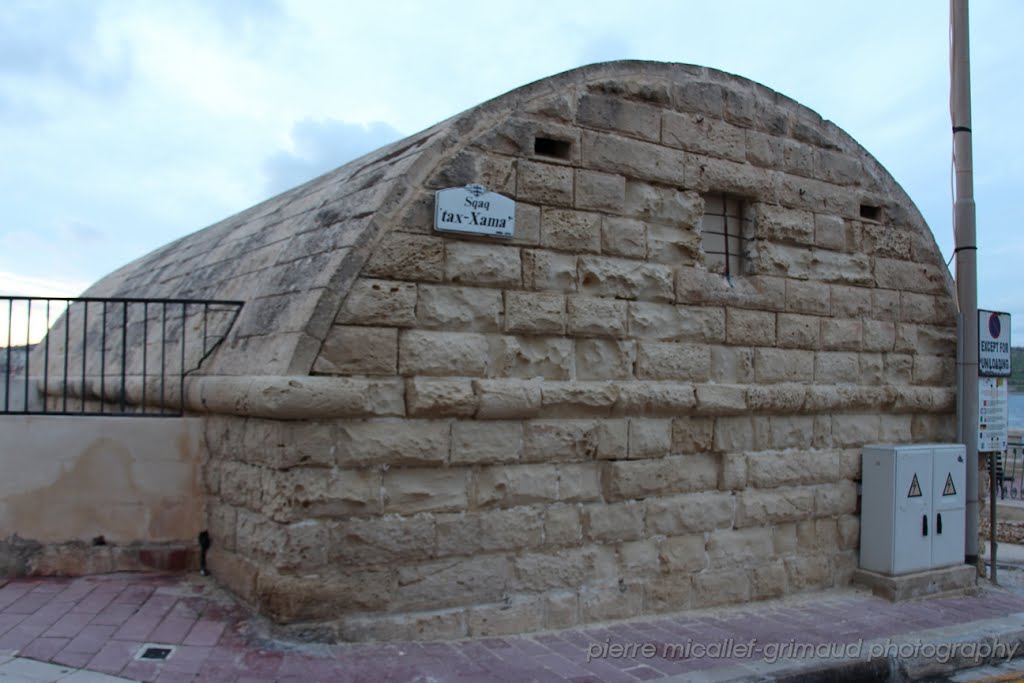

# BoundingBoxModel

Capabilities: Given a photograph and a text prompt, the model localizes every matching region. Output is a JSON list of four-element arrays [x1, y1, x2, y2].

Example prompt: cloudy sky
[[1, 0, 1022, 336]]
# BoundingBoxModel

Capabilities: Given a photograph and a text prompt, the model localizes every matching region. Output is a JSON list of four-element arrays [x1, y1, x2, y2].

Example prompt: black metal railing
[[1, 297, 242, 416]]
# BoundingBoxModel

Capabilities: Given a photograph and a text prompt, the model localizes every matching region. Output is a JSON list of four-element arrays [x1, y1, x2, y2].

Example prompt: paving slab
[[2, 572, 1024, 681]]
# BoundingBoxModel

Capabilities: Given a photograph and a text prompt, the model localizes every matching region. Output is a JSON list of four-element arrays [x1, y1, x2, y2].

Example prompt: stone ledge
[[851, 564, 977, 602]]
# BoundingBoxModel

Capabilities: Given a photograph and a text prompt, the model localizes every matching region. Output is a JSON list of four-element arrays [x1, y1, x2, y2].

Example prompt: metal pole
[[951, 0, 980, 566]]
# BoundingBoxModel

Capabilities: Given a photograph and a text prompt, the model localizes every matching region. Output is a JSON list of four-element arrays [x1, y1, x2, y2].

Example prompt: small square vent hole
[[534, 137, 571, 160], [860, 204, 882, 221], [136, 644, 175, 661]]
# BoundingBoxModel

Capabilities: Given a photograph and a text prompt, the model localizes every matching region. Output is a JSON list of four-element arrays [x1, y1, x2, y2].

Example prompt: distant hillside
[[1012, 347, 1024, 389]]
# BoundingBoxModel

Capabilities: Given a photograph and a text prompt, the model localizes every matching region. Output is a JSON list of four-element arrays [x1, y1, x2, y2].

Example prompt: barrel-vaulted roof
[[80, 60, 947, 380]]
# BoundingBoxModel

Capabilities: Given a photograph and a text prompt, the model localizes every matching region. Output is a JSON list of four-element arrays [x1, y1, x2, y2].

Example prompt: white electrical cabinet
[[859, 444, 966, 575]]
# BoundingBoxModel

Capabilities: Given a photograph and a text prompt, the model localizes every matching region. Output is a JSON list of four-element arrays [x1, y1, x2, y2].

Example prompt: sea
[[1010, 391, 1024, 428]]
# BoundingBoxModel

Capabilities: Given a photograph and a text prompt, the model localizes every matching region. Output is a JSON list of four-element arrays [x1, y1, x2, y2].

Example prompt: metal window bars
[[1, 297, 242, 416]]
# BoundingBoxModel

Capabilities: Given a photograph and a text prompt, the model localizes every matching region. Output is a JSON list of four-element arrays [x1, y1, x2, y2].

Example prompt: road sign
[[979, 310, 1011, 377]]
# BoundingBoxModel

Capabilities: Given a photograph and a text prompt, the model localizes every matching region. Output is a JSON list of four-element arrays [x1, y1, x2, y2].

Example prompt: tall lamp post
[[950, 0, 979, 568]]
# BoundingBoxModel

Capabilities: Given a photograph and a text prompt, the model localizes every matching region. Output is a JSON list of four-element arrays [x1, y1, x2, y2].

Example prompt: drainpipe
[[951, 0, 979, 567]]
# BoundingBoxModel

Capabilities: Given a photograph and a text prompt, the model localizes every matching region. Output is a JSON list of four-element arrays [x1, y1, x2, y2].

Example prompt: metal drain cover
[[135, 644, 175, 661]]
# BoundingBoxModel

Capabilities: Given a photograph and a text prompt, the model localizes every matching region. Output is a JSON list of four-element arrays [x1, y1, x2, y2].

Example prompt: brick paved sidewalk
[[2, 573, 1024, 682]]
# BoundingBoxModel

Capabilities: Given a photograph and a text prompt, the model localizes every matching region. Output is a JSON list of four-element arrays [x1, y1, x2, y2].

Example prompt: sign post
[[978, 308, 1010, 584]]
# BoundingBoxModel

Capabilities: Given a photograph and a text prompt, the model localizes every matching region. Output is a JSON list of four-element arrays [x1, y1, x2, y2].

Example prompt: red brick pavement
[[1, 573, 1023, 682]]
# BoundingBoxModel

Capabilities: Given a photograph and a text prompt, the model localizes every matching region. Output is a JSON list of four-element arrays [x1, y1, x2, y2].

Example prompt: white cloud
[[263, 118, 404, 195]]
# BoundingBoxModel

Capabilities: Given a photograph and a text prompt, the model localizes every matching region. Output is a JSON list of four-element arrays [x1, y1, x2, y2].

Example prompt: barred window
[[700, 194, 750, 278]]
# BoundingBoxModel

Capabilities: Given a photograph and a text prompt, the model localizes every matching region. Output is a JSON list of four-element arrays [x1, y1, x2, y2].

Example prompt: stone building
[[72, 61, 957, 639]]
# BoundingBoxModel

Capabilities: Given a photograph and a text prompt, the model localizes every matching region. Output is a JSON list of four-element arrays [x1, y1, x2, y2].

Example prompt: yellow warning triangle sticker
[[908, 473, 922, 498], [943, 473, 957, 496]]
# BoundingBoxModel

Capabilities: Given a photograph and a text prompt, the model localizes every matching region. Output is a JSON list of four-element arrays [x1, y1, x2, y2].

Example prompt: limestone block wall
[[197, 63, 958, 641]]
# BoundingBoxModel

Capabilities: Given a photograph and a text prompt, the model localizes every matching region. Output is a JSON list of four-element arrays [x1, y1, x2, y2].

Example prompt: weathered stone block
[[579, 582, 644, 622], [601, 216, 647, 258], [336, 420, 450, 466], [710, 345, 754, 383], [814, 481, 858, 516], [726, 308, 776, 346], [544, 505, 583, 546], [567, 295, 628, 337], [754, 204, 815, 245], [584, 501, 644, 542], [446, 242, 522, 287], [713, 416, 754, 453], [473, 379, 542, 418], [662, 111, 745, 161], [490, 335, 573, 380], [646, 492, 735, 535], [646, 224, 701, 265], [657, 534, 707, 574], [629, 302, 723, 342], [511, 547, 617, 592], [614, 382, 697, 415], [695, 384, 747, 415], [784, 555, 831, 590], [520, 420, 600, 462], [643, 574, 691, 613], [504, 291, 565, 335], [262, 468, 381, 522], [416, 284, 503, 332], [474, 464, 559, 508], [575, 169, 625, 212], [736, 487, 815, 527], [382, 468, 468, 514], [399, 330, 489, 377], [820, 318, 861, 351], [692, 569, 750, 608], [634, 342, 710, 382], [219, 461, 263, 509], [613, 540, 658, 579], [814, 351, 860, 383], [540, 382, 620, 417], [451, 421, 523, 464], [406, 378, 477, 417], [544, 591, 580, 630], [396, 556, 510, 611], [765, 416, 814, 450], [336, 279, 417, 326], [602, 455, 717, 500], [468, 597, 546, 637], [557, 463, 603, 502], [577, 92, 661, 141], [707, 528, 774, 569], [627, 418, 672, 459], [578, 256, 675, 302], [747, 450, 839, 488], [522, 249, 577, 292], [435, 512, 482, 556], [672, 416, 714, 453], [627, 182, 703, 227], [364, 233, 444, 282], [751, 562, 787, 600], [256, 568, 395, 622], [754, 348, 814, 383], [831, 414, 880, 447], [785, 279, 831, 315], [541, 208, 602, 253], [576, 339, 635, 380], [777, 313, 820, 349], [913, 354, 954, 385], [517, 159, 573, 206], [862, 319, 896, 352], [332, 513, 436, 565], [313, 325, 397, 375], [478, 506, 544, 551]]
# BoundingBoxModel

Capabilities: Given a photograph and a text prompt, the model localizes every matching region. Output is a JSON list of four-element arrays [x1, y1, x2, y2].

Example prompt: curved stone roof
[[81, 60, 950, 384]]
